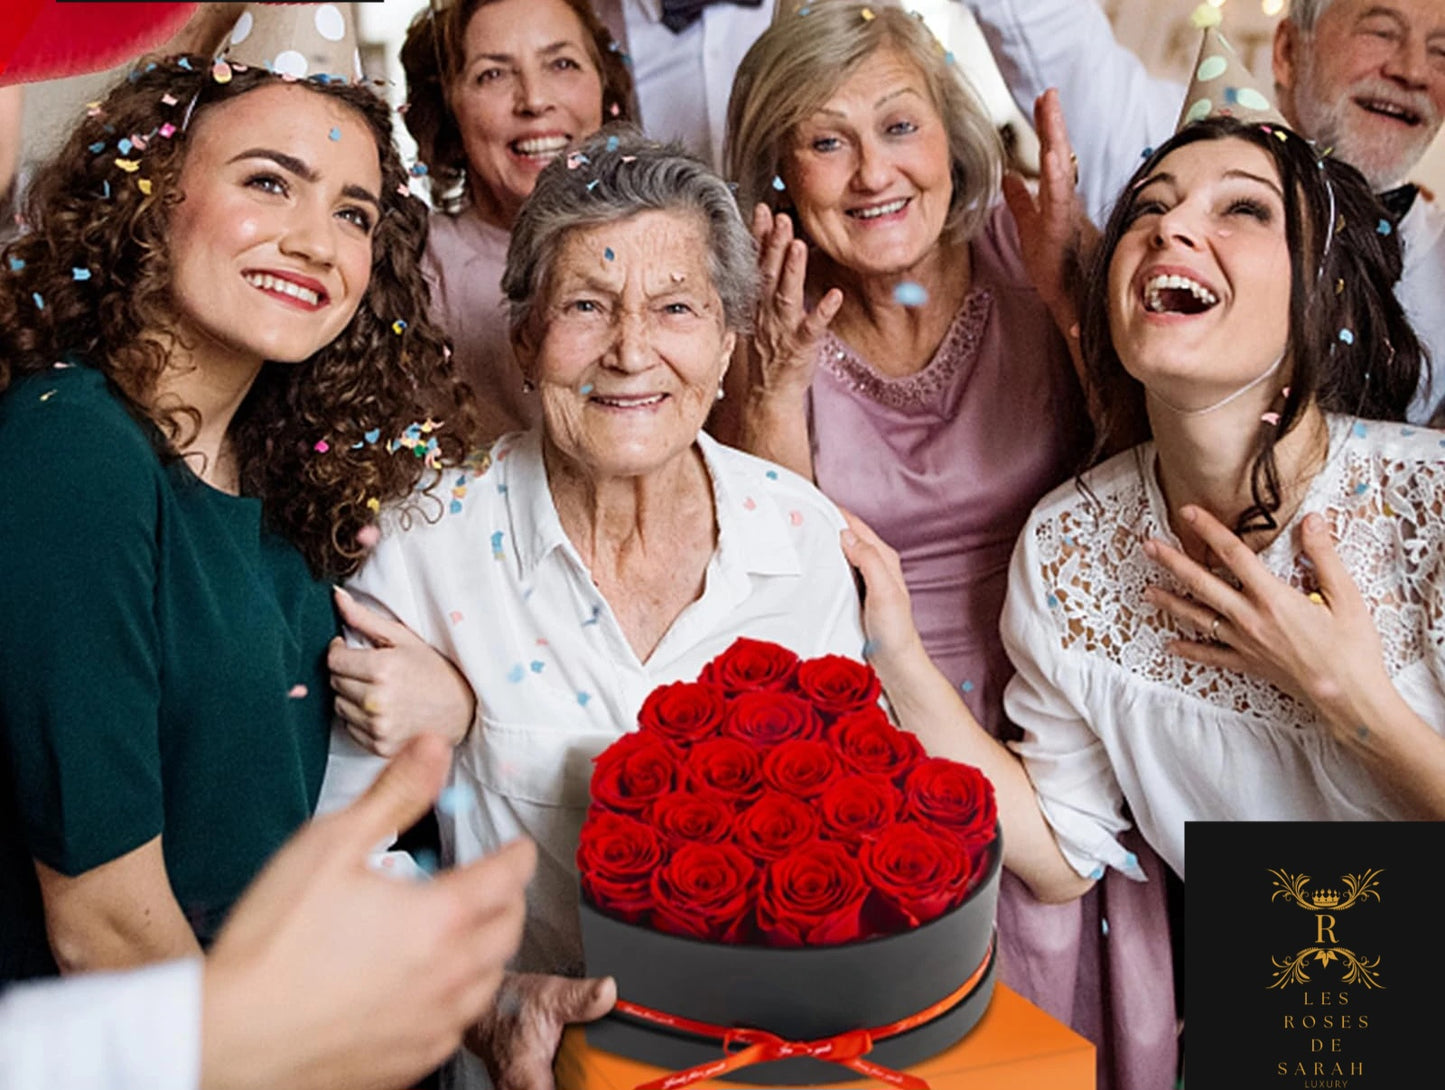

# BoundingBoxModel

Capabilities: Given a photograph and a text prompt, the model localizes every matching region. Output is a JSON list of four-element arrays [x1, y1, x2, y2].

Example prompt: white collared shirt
[[595, 0, 774, 168], [322, 430, 866, 975], [0, 958, 201, 1090]]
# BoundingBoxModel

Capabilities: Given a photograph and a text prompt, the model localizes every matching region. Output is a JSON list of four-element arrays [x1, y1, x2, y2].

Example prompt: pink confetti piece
[[449, 611, 465, 624], [1260, 412, 1281, 426], [159, 123, 176, 138], [357, 524, 381, 549], [314, 440, 330, 453], [287, 684, 309, 699], [161, 93, 178, 106], [789, 510, 803, 526], [743, 497, 757, 511]]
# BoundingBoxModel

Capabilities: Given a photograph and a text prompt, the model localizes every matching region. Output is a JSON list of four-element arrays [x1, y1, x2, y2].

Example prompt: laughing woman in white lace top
[[842, 115, 1445, 911]]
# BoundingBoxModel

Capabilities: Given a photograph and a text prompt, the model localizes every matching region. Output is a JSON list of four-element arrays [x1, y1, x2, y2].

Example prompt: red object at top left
[[0, 2, 198, 86]]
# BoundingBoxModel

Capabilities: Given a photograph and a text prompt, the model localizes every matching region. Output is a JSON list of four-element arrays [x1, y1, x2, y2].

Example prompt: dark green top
[[0, 365, 335, 981]]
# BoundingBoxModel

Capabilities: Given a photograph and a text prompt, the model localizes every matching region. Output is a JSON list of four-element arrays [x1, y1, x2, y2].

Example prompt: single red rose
[[757, 840, 870, 946], [649, 791, 735, 846], [829, 706, 926, 783], [795, 655, 883, 719], [684, 736, 765, 801], [903, 758, 998, 856], [576, 810, 668, 923], [735, 790, 822, 860], [651, 841, 757, 943], [861, 823, 973, 929], [590, 732, 681, 814], [761, 738, 843, 798], [637, 681, 730, 745], [723, 690, 823, 748], [817, 774, 904, 846], [699, 637, 800, 695]]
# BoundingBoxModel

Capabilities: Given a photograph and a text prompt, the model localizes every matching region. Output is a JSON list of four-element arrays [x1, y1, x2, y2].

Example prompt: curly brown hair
[[400, 0, 638, 215], [0, 58, 478, 579]]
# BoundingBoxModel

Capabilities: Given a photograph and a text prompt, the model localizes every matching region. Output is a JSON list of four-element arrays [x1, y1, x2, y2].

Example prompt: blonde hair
[[724, 3, 1001, 246]]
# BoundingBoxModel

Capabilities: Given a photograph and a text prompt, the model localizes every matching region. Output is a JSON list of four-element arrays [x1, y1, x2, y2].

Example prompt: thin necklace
[[1149, 353, 1284, 416]]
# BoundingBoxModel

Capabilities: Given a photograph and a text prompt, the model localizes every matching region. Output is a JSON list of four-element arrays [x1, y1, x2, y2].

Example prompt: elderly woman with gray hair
[[319, 129, 867, 1090], [714, 5, 1175, 1089]]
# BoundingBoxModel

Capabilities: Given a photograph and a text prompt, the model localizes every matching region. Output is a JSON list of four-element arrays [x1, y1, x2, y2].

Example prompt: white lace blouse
[[1001, 415, 1445, 881]]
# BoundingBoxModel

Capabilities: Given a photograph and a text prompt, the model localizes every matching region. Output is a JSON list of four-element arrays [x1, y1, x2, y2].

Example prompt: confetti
[[765, 469, 779, 480], [620, 155, 636, 163], [115, 158, 141, 173], [583, 604, 602, 626], [1307, 592, 1325, 606], [356, 524, 381, 549], [366, 497, 381, 513], [329, 127, 341, 141], [71, 268, 91, 281], [567, 151, 590, 170], [788, 510, 804, 526], [507, 663, 525, 683], [771, 175, 786, 192], [391, 319, 407, 334], [118, 138, 133, 155], [409, 162, 429, 176], [437, 785, 474, 815], [1260, 411, 1280, 425], [960, 680, 975, 693], [1338, 328, 1354, 345], [577, 691, 592, 707], [893, 281, 928, 306], [159, 123, 176, 138], [137, 179, 152, 195], [449, 499, 462, 514], [491, 530, 505, 559], [7, 257, 23, 271], [586, 179, 600, 192], [86, 101, 103, 116], [88, 141, 106, 154], [287, 684, 309, 699], [161, 92, 179, 106], [1353, 422, 1368, 438], [178, 57, 192, 70], [449, 611, 465, 624], [39, 389, 57, 402], [364, 428, 381, 444], [314, 440, 330, 453], [943, 51, 955, 65], [1140, 146, 1155, 160], [579, 384, 594, 395], [860, 7, 875, 20], [530, 660, 545, 674], [604, 247, 614, 261], [609, 102, 621, 117], [32, 292, 43, 309], [605, 135, 620, 152], [1377, 218, 1393, 235], [742, 497, 757, 511], [212, 59, 233, 84]]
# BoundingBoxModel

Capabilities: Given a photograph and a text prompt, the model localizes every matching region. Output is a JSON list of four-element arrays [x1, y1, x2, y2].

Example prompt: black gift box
[[579, 833, 1002, 1085]]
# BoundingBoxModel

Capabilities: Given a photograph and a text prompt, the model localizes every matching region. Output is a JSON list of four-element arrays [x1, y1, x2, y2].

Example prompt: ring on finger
[[1070, 152, 1080, 186], [1210, 615, 1224, 642]]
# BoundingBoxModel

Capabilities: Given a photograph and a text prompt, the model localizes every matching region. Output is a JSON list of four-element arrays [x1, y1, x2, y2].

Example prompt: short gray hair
[[503, 128, 758, 338], [1288, 0, 1336, 32]]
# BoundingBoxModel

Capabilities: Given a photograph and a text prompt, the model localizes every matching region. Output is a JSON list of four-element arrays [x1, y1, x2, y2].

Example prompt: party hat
[[1177, 4, 1288, 131], [218, 2, 363, 84]]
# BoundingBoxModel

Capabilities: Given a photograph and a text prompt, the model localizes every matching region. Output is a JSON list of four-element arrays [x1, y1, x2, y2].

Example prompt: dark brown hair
[[0, 58, 478, 578], [1079, 117, 1423, 534], [400, 0, 638, 215]]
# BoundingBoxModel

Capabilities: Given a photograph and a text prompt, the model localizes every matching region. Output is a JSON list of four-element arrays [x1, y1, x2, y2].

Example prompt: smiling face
[[450, 0, 604, 227], [1278, 0, 1445, 189], [783, 47, 953, 279], [1107, 137, 1294, 410], [165, 82, 381, 373], [517, 210, 736, 482]]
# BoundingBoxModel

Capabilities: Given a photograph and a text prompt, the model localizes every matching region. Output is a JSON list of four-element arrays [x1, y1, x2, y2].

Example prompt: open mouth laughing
[[510, 133, 570, 164], [1352, 96, 1425, 128], [1142, 272, 1219, 315]]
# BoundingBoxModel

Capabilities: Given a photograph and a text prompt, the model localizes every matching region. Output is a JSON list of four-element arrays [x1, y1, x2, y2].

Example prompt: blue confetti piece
[[529, 660, 545, 674], [893, 281, 928, 307], [1378, 218, 1393, 236], [1338, 328, 1355, 345], [1046, 593, 1060, 609], [605, 135, 620, 151], [507, 663, 525, 683], [178, 57, 193, 70], [413, 849, 438, 876], [1140, 146, 1154, 160], [1062, 534, 1074, 547], [1354, 482, 1369, 495], [329, 127, 341, 141], [102, 180, 110, 199], [1353, 422, 1368, 438], [1124, 852, 1138, 869], [449, 499, 463, 514], [8, 257, 24, 271], [409, 162, 429, 176], [88, 141, 106, 154], [579, 383, 594, 395], [490, 530, 505, 557], [118, 137, 133, 154], [765, 469, 779, 480], [582, 604, 602, 626], [1223, 86, 1240, 105], [1101, 917, 1110, 936], [604, 247, 614, 261], [31, 292, 44, 310], [577, 691, 592, 707], [960, 680, 975, 693], [436, 784, 473, 816], [496, 483, 508, 495], [771, 175, 786, 192], [1402, 427, 1416, 437], [364, 428, 381, 444], [71, 268, 91, 281], [1089, 866, 1105, 880], [943, 51, 955, 65], [586, 179, 600, 192]]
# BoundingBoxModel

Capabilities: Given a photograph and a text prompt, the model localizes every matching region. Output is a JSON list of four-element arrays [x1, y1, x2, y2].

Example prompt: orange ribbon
[[612, 936, 995, 1090]]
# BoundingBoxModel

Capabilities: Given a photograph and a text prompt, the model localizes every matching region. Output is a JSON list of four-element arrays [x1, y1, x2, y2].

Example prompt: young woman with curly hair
[[0, 58, 476, 983]]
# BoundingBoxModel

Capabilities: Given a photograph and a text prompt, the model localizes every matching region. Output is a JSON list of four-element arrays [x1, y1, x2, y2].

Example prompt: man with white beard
[[969, 0, 1445, 421]]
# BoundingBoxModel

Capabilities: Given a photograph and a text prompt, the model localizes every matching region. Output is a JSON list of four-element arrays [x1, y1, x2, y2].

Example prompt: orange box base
[[555, 984, 1095, 1090]]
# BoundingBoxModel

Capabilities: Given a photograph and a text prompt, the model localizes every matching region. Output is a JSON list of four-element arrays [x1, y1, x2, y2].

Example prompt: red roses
[[577, 638, 997, 946]]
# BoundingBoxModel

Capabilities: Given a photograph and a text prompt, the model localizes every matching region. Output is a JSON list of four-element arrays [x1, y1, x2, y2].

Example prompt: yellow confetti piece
[[115, 158, 140, 173], [366, 497, 381, 513], [860, 6, 875, 19], [137, 179, 152, 195], [1190, 3, 1222, 29], [1307, 592, 1325, 606]]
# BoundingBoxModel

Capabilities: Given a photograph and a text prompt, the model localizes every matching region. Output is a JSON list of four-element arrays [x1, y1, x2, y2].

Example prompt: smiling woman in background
[[0, 48, 468, 983], [400, 0, 635, 440]]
